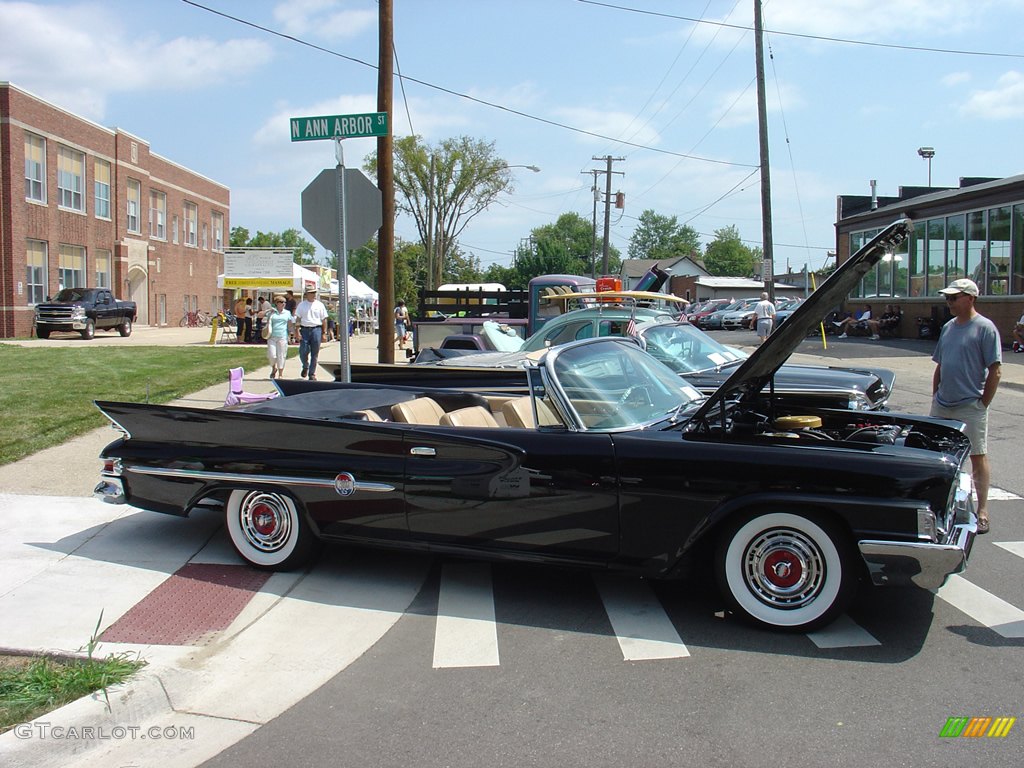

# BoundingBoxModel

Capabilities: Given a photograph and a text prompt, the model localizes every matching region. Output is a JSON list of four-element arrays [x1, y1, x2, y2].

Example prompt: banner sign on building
[[222, 250, 295, 288]]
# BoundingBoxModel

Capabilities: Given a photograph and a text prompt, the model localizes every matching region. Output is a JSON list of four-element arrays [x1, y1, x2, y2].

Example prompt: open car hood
[[690, 218, 912, 423]]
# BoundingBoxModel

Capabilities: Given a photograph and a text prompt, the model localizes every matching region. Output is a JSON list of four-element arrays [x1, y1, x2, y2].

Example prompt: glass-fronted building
[[835, 174, 1024, 340]]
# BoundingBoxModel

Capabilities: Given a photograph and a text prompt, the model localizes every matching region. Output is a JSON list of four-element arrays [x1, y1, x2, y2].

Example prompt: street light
[[917, 147, 935, 186]]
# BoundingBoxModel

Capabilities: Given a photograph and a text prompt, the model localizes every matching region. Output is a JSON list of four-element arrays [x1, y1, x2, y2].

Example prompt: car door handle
[[410, 446, 436, 457]]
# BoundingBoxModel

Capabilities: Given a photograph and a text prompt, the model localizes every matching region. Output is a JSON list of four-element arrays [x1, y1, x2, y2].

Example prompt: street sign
[[290, 112, 388, 142], [301, 168, 383, 253]]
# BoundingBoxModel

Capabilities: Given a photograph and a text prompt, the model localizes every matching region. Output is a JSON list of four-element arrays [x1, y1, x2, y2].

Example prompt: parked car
[[93, 219, 977, 634], [700, 298, 758, 330], [720, 298, 763, 330], [34, 288, 137, 339], [688, 298, 731, 325]]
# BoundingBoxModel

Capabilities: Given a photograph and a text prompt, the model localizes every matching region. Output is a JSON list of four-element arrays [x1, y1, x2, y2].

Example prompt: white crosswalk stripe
[[994, 541, 1024, 559], [593, 576, 690, 661], [988, 487, 1021, 501], [432, 562, 500, 668], [807, 614, 881, 648], [935, 574, 1024, 638]]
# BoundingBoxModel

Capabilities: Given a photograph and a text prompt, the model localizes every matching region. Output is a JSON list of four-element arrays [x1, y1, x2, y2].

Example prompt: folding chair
[[224, 367, 278, 407]]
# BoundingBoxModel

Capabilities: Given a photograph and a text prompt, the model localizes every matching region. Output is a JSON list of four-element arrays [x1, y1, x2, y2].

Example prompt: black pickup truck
[[34, 288, 137, 339]]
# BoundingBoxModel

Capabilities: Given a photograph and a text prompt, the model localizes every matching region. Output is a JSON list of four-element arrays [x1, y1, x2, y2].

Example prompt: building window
[[159, 294, 167, 325], [26, 240, 47, 304], [25, 134, 46, 202], [202, 222, 209, 250], [127, 178, 141, 233], [149, 190, 167, 240], [172, 214, 179, 244], [95, 249, 112, 288], [212, 212, 224, 252], [57, 146, 85, 212], [94, 159, 111, 219], [965, 210, 986, 287], [987, 206, 1011, 296], [1013, 204, 1024, 296], [184, 202, 198, 247], [58, 244, 86, 290]]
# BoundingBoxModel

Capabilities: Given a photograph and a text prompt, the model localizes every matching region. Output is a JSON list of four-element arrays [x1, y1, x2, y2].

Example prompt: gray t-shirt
[[931, 314, 1002, 407]]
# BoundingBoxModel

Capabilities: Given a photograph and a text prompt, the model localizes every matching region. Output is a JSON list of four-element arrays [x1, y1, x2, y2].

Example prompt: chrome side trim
[[410, 447, 436, 456], [126, 465, 395, 493]]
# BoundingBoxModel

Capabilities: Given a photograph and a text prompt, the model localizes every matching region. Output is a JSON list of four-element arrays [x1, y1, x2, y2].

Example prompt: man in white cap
[[295, 286, 328, 380], [931, 278, 1002, 534]]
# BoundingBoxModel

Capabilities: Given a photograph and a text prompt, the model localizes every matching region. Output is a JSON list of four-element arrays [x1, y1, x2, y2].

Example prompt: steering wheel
[[618, 384, 652, 406]]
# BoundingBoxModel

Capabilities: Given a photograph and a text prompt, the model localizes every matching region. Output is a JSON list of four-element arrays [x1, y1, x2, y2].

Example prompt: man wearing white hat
[[931, 278, 1002, 534], [295, 287, 328, 380]]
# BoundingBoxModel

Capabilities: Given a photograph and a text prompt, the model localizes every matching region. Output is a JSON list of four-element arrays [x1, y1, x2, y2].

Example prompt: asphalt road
[[199, 331, 1024, 768]]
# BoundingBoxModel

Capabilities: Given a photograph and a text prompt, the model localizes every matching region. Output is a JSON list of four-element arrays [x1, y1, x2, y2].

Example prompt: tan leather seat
[[501, 397, 558, 428], [353, 409, 383, 421], [391, 397, 446, 424], [439, 405, 499, 428]]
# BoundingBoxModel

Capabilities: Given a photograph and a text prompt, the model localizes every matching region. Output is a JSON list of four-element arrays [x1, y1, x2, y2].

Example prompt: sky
[[3, 0, 1023, 275]]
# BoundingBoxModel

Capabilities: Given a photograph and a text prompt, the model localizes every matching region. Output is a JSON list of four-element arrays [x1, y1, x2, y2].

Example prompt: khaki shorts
[[930, 397, 989, 456]]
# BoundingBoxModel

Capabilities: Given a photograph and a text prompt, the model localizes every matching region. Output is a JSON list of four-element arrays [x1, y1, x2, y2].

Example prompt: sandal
[[977, 517, 990, 535]]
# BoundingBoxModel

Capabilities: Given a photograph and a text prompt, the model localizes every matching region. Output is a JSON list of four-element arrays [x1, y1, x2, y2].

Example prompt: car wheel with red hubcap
[[715, 511, 856, 632], [226, 489, 317, 570]]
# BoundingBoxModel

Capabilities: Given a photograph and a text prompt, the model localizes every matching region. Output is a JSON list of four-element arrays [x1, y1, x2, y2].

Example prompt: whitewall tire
[[225, 489, 317, 570]]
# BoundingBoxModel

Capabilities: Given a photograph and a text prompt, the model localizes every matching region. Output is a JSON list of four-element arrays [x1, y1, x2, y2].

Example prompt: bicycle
[[179, 309, 210, 327]]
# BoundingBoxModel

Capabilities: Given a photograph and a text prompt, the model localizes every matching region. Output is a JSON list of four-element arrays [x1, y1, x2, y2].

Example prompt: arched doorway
[[127, 265, 149, 325]]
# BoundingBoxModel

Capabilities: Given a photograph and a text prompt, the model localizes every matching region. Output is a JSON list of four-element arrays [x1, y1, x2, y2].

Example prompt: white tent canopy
[[329, 275, 378, 302]]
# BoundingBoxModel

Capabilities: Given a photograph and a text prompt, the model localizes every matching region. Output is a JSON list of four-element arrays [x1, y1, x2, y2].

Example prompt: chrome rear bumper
[[93, 475, 126, 504]]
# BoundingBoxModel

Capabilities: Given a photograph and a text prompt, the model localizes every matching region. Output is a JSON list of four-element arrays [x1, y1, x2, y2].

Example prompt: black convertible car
[[94, 219, 976, 631]]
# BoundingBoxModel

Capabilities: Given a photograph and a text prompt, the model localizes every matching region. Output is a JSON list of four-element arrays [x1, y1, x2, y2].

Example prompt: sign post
[[294, 112, 387, 382]]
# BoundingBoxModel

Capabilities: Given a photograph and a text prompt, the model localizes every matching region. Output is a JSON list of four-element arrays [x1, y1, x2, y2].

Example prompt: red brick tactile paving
[[100, 563, 272, 646]]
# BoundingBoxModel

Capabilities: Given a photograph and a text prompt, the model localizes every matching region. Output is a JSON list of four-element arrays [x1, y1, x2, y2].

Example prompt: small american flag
[[626, 316, 638, 337]]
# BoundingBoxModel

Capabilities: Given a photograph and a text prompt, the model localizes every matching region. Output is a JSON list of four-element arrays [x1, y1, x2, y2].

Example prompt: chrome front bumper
[[858, 514, 976, 590]]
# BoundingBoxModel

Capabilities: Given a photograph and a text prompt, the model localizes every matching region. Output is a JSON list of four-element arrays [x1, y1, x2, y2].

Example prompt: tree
[[507, 212, 619, 286], [230, 227, 319, 264], [365, 135, 515, 289], [704, 225, 758, 277], [628, 210, 701, 261]]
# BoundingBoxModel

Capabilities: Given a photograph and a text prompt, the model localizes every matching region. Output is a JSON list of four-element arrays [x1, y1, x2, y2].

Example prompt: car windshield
[[641, 323, 746, 373], [54, 289, 89, 302], [547, 340, 703, 430]]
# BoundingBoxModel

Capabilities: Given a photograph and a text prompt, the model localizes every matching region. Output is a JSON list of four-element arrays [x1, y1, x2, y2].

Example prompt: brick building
[[0, 82, 229, 337]]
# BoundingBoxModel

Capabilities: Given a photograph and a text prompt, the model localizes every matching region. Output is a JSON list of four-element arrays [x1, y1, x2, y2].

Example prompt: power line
[[578, 0, 1024, 58], [180, 0, 757, 167]]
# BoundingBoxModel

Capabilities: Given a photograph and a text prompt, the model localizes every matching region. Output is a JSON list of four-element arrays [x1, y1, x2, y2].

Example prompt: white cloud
[[552, 106, 663, 147], [272, 0, 375, 41], [0, 1, 272, 119], [959, 70, 1024, 119], [942, 71, 971, 86]]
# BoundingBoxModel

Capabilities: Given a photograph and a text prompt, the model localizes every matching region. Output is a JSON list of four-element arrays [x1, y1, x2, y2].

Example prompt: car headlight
[[71, 306, 86, 319], [848, 393, 872, 411]]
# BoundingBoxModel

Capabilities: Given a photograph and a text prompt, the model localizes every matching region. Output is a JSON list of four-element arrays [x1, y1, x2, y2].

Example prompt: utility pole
[[754, 0, 775, 300], [377, 0, 395, 362], [581, 169, 599, 278], [590, 156, 624, 276]]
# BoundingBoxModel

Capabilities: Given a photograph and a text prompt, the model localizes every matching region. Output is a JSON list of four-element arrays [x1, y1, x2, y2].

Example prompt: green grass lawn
[[0, 344, 280, 466]]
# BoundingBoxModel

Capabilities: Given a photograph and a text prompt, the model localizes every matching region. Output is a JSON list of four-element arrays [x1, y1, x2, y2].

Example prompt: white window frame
[[57, 146, 86, 212], [94, 159, 111, 219], [25, 134, 46, 203], [172, 214, 179, 244], [127, 178, 141, 233], [212, 211, 224, 252], [26, 240, 48, 304], [58, 244, 87, 291], [184, 202, 198, 247], [95, 249, 112, 289], [149, 189, 167, 240]]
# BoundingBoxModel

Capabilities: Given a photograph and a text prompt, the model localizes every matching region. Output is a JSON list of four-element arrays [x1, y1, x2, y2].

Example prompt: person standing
[[233, 296, 247, 343], [753, 292, 776, 345], [395, 299, 410, 349], [295, 287, 328, 380], [243, 298, 254, 343], [1012, 310, 1024, 352], [931, 278, 1002, 534], [258, 295, 295, 379], [254, 295, 269, 341], [284, 290, 298, 344]]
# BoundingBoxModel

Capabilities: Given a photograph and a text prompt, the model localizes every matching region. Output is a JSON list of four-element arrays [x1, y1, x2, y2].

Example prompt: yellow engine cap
[[773, 415, 822, 430]]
